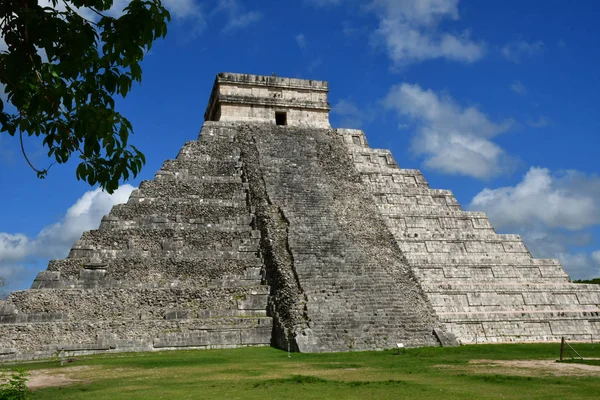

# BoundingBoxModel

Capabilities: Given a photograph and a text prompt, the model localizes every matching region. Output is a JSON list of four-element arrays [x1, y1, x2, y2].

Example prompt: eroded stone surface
[[1, 73, 597, 361], [337, 128, 600, 344]]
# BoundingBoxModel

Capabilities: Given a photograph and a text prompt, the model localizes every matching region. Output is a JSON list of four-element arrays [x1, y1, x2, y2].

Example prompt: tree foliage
[[0, 369, 29, 400], [0, 0, 170, 193]]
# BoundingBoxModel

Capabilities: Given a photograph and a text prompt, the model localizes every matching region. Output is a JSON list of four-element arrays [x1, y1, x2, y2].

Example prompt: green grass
[[574, 278, 600, 284], [4, 343, 600, 399]]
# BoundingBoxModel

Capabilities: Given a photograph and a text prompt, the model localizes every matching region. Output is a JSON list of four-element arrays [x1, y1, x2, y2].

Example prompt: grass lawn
[[4, 343, 600, 399]]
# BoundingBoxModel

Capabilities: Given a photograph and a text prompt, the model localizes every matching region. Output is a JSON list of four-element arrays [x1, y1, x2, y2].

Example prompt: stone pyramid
[[1, 73, 599, 361]]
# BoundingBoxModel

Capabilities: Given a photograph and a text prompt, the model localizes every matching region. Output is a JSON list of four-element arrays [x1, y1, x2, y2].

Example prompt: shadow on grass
[[252, 374, 408, 388]]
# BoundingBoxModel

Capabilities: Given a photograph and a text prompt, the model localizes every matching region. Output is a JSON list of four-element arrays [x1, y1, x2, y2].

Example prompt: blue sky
[[1, 0, 600, 292]]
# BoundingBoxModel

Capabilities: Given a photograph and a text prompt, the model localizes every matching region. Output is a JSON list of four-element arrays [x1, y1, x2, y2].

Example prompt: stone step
[[430, 292, 600, 309], [126, 196, 247, 208], [405, 253, 552, 265], [48, 256, 262, 281], [438, 309, 600, 322], [3, 286, 269, 321], [72, 228, 259, 253], [66, 248, 261, 261], [396, 240, 529, 255], [442, 318, 600, 344], [99, 216, 254, 230], [373, 194, 460, 209], [0, 317, 272, 361], [30, 268, 263, 290], [434, 304, 600, 314], [198, 122, 241, 140], [176, 140, 240, 162], [160, 159, 241, 176], [423, 282, 600, 294], [414, 266, 571, 282], [358, 169, 429, 186], [138, 179, 247, 199], [394, 231, 521, 241], [154, 173, 243, 184], [378, 204, 488, 219], [390, 227, 496, 236], [107, 200, 251, 225]]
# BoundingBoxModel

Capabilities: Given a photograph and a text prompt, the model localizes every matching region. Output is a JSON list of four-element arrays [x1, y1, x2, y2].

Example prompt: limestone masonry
[[1, 73, 599, 361]]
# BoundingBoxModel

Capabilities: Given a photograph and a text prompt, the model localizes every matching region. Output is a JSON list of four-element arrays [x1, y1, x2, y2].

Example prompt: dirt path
[[468, 359, 600, 377], [1, 366, 93, 390], [27, 366, 95, 389]]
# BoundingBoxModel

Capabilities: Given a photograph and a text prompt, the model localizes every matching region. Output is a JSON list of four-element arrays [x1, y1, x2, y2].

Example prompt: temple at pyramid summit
[[1, 72, 599, 361]]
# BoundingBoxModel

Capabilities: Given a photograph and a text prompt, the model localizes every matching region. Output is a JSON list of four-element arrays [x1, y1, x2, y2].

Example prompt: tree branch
[[19, 119, 46, 175]]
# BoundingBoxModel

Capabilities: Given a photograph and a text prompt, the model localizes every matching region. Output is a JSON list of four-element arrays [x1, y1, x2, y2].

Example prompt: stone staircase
[[338, 128, 600, 344], [246, 124, 443, 352]]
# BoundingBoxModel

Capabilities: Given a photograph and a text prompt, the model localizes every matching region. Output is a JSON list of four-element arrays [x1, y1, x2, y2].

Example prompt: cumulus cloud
[[213, 0, 261, 33], [518, 231, 600, 280], [34, 185, 135, 259], [369, 0, 485, 66], [384, 83, 515, 179], [501, 40, 545, 63], [470, 167, 600, 279], [296, 34, 307, 51], [0, 185, 135, 291], [510, 81, 527, 96], [471, 167, 600, 231]]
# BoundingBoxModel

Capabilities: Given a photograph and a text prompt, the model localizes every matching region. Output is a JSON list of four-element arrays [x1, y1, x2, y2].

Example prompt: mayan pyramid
[[1, 73, 599, 361]]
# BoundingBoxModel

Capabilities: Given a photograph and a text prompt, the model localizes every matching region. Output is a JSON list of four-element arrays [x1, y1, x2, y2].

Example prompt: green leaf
[[0, 0, 168, 191]]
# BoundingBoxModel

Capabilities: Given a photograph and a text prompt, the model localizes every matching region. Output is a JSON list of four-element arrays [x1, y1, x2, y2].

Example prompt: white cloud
[[34, 185, 135, 259], [527, 116, 549, 128], [471, 167, 600, 231], [0, 35, 7, 53], [557, 252, 600, 280], [501, 40, 545, 63], [0, 234, 29, 264], [592, 251, 600, 265], [85, 0, 204, 20], [510, 81, 527, 96], [105, 0, 206, 38], [384, 83, 515, 179], [37, 0, 96, 20], [214, 0, 261, 32], [332, 99, 372, 128], [0, 185, 135, 288], [470, 168, 600, 279], [16, 1, 205, 40], [296, 34, 307, 51], [307, 57, 323, 72], [370, 0, 485, 66], [520, 230, 600, 280], [332, 99, 382, 129], [163, 0, 204, 19]]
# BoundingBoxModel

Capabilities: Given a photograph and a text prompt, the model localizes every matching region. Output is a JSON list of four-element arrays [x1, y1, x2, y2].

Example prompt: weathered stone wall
[[204, 73, 331, 128], [338, 128, 600, 344], [0, 122, 272, 361], [218, 104, 331, 129], [240, 123, 444, 351], [3, 72, 597, 361]]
